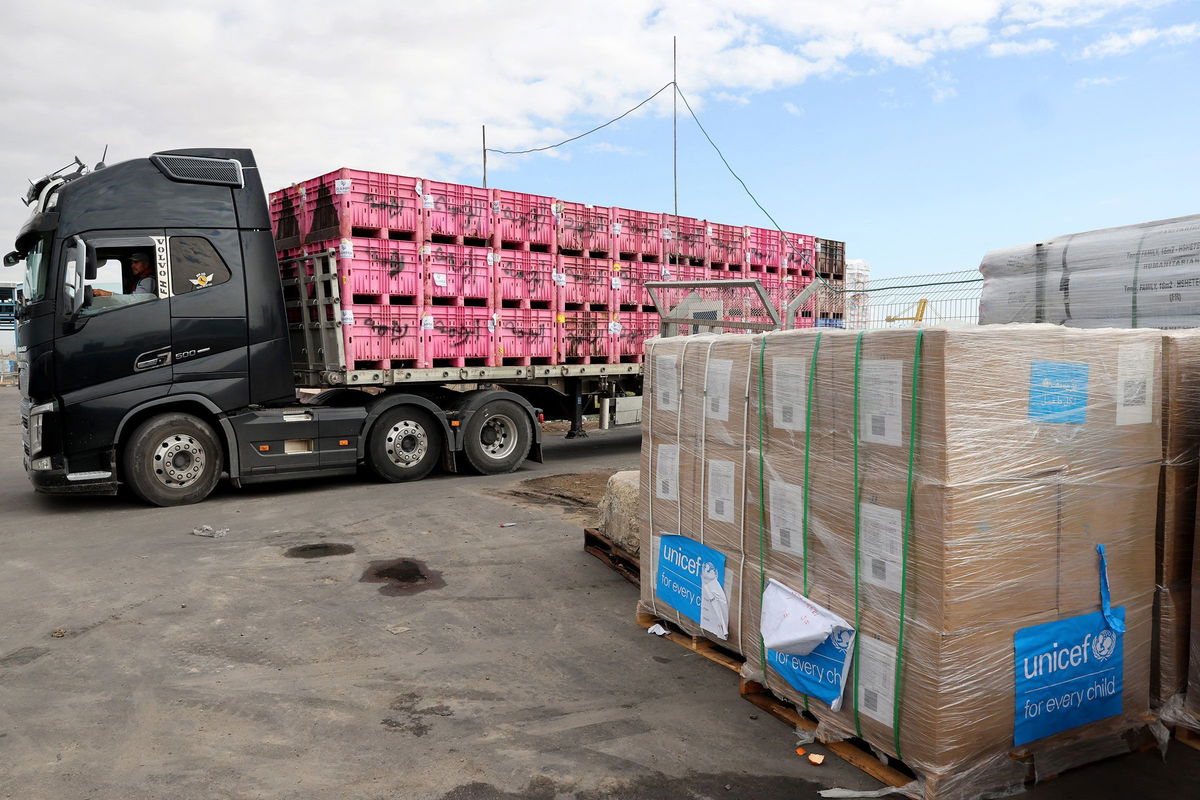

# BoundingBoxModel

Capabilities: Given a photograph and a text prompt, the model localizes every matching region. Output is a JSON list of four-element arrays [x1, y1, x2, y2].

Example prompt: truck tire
[[123, 412, 223, 506], [366, 406, 443, 482], [461, 398, 532, 475]]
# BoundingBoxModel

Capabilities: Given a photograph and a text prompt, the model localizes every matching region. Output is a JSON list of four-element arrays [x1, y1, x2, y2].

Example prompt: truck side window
[[81, 250, 159, 316], [170, 237, 231, 295]]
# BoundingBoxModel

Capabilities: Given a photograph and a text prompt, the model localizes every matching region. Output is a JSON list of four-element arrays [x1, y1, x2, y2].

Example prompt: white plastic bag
[[699, 561, 730, 640], [761, 579, 851, 656]]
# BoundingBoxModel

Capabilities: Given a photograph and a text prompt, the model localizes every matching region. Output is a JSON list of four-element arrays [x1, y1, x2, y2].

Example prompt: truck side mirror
[[3, 251, 18, 268], [64, 235, 87, 317], [84, 242, 98, 280]]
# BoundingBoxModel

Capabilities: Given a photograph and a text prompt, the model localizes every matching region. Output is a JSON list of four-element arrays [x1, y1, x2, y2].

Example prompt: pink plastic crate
[[270, 186, 309, 249], [299, 169, 423, 243], [344, 304, 421, 366], [422, 243, 493, 300], [612, 259, 652, 307], [495, 251, 555, 304], [745, 226, 784, 267], [309, 238, 421, 300], [558, 311, 611, 362], [612, 311, 659, 359], [422, 180, 491, 240], [782, 232, 817, 275], [611, 208, 661, 256], [494, 309, 556, 363], [421, 307, 492, 364], [493, 189, 555, 246], [555, 201, 612, 253], [661, 215, 706, 260], [706, 222, 745, 266], [559, 255, 612, 307]]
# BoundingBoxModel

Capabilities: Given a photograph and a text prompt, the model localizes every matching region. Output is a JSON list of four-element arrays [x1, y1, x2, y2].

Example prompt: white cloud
[[1081, 22, 1200, 57], [0, 1, 1182, 240], [927, 69, 958, 103], [1075, 76, 1125, 87], [987, 38, 1057, 56], [782, 101, 805, 116]]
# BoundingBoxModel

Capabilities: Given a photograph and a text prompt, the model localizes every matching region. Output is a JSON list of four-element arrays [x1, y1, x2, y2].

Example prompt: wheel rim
[[153, 434, 207, 489], [385, 419, 429, 469], [478, 413, 518, 460]]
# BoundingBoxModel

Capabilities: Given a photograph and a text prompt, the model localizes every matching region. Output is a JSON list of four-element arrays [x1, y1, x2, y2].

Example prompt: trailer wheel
[[123, 412, 222, 506], [366, 406, 443, 482], [461, 398, 532, 475]]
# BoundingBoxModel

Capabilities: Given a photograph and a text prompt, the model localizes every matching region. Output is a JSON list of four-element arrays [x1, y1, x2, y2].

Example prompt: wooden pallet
[[1177, 725, 1200, 752], [583, 528, 640, 587], [635, 611, 914, 789]]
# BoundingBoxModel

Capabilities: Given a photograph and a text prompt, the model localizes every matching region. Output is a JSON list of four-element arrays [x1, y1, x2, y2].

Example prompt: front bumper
[[25, 456, 119, 495]]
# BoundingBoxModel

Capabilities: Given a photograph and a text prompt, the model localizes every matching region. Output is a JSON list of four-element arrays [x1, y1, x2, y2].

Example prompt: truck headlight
[[28, 401, 55, 457]]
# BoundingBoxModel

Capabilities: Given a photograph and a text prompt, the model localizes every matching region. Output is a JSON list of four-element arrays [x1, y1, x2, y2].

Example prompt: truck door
[[165, 229, 249, 410]]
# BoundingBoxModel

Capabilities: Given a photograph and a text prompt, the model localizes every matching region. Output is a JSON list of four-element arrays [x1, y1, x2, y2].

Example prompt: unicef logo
[[1091, 629, 1117, 661], [830, 629, 854, 653]]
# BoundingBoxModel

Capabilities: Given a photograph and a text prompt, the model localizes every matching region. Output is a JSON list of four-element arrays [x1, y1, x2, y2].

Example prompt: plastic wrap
[[978, 214, 1200, 328], [641, 325, 1164, 799]]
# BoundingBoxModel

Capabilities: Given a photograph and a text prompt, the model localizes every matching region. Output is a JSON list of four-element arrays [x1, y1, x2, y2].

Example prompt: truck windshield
[[20, 233, 51, 304]]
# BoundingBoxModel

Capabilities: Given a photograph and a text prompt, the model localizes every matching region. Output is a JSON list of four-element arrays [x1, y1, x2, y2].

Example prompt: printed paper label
[[706, 358, 733, 422], [856, 635, 898, 727], [655, 354, 680, 411], [422, 193, 435, 209], [1029, 360, 1089, 423], [340, 309, 355, 326], [608, 320, 622, 335], [334, 179, 352, 195], [707, 459, 736, 523], [860, 360, 903, 446], [772, 356, 807, 431], [338, 239, 354, 259], [768, 480, 806, 557], [655, 534, 729, 639], [432, 273, 448, 288], [486, 251, 496, 266], [420, 315, 434, 331], [552, 271, 567, 287], [611, 275, 622, 290], [1115, 344, 1153, 426], [860, 502, 903, 592], [655, 444, 679, 501], [1013, 608, 1124, 747]]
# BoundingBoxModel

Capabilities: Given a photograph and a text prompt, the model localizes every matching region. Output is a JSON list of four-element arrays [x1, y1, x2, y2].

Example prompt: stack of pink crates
[[269, 168, 843, 370]]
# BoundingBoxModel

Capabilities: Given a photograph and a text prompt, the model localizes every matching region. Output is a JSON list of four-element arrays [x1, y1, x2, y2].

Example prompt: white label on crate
[[655, 444, 679, 501], [486, 251, 496, 266], [661, 228, 673, 240], [334, 179, 352, 195], [706, 225, 714, 237], [421, 244, 432, 257], [551, 201, 563, 218], [772, 356, 807, 431], [415, 179, 423, 196], [341, 309, 355, 326], [423, 194, 435, 209], [488, 315, 497, 333], [707, 459, 736, 523], [491, 200, 501, 214], [706, 358, 733, 422], [860, 359, 904, 447], [612, 222, 622, 236], [655, 354, 679, 411], [552, 271, 567, 287], [1116, 342, 1154, 426], [611, 275, 622, 290], [660, 267, 673, 280], [421, 315, 435, 331], [339, 239, 354, 259], [857, 636, 898, 727], [608, 320, 622, 335], [432, 273, 448, 288], [860, 502, 903, 593], [768, 480, 806, 558]]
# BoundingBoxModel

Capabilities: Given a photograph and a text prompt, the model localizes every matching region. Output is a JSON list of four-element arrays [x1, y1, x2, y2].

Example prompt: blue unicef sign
[[655, 535, 726, 625], [1028, 361, 1090, 423], [1013, 608, 1124, 747], [767, 627, 856, 710]]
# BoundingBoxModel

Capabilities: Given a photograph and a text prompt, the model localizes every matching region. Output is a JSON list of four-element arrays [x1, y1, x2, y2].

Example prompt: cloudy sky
[[1, 0, 1197, 278]]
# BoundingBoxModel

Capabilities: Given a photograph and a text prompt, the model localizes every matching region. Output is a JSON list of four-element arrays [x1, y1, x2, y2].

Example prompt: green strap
[[756, 336, 769, 673], [851, 331, 864, 739], [891, 330, 923, 760]]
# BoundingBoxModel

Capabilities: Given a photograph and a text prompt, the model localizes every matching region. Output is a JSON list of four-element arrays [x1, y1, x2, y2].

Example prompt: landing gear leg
[[565, 391, 588, 439]]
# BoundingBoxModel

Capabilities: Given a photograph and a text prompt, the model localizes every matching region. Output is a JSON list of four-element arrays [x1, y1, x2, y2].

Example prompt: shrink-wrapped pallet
[[641, 325, 1164, 799]]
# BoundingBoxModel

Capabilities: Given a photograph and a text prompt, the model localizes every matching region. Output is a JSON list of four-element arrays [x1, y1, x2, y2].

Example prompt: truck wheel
[[366, 406, 443, 482], [461, 398, 532, 475], [123, 412, 222, 506]]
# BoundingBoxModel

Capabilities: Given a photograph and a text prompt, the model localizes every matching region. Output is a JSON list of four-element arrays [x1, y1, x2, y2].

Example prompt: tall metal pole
[[672, 35, 678, 266], [482, 125, 488, 189]]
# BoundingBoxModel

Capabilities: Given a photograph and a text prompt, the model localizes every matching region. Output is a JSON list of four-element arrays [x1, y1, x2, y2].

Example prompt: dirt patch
[[505, 469, 620, 524]]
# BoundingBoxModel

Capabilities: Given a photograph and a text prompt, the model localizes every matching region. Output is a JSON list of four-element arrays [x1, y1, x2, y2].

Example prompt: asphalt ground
[[0, 388, 1196, 799]]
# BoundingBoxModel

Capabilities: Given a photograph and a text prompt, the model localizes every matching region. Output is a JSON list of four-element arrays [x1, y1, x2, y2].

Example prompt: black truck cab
[[7, 148, 541, 505]]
